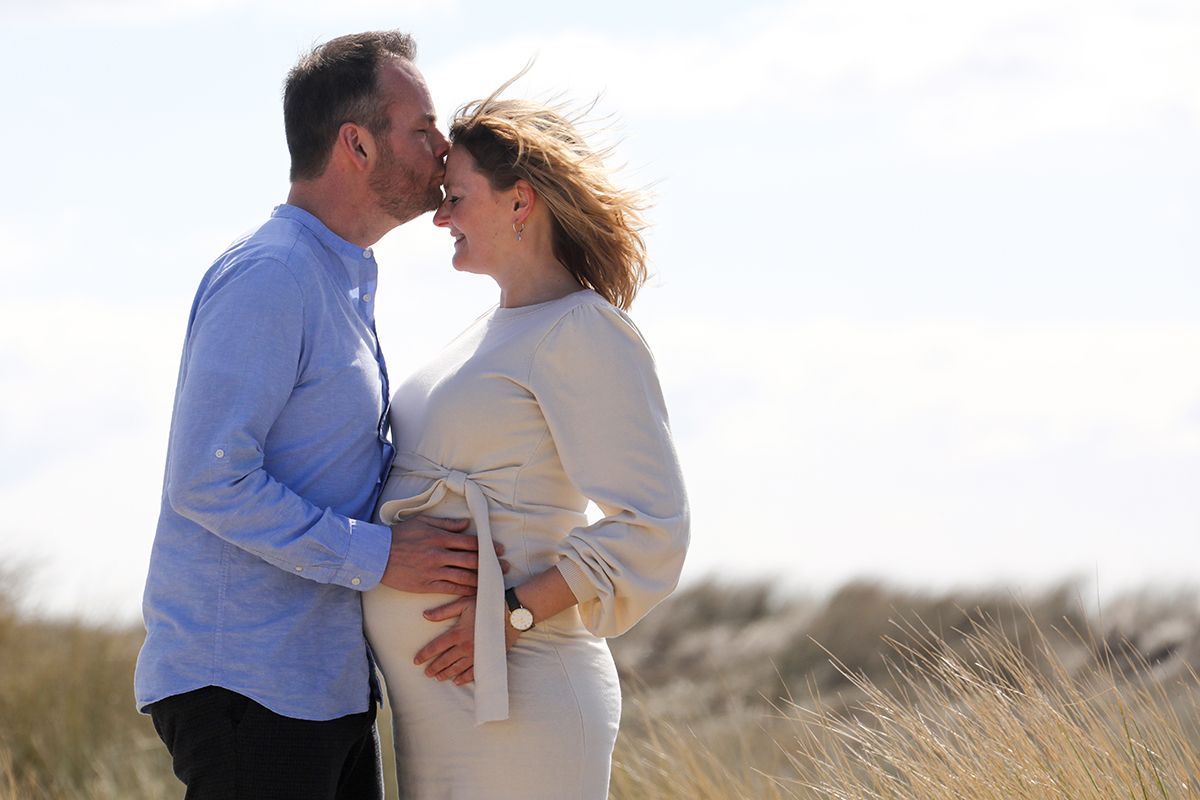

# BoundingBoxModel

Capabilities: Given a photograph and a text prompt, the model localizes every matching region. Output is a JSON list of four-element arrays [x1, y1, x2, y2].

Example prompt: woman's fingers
[[428, 650, 472, 680], [453, 667, 475, 686], [423, 596, 471, 621], [414, 629, 456, 665]]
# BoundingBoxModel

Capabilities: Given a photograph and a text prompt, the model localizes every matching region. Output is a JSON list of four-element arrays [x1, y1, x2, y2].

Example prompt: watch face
[[510, 607, 534, 631]]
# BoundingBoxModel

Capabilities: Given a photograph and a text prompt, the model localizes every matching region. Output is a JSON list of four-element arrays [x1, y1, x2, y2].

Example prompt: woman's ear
[[512, 179, 537, 224]]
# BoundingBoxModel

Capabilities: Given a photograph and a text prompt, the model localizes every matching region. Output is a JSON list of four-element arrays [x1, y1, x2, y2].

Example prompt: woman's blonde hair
[[449, 79, 649, 310]]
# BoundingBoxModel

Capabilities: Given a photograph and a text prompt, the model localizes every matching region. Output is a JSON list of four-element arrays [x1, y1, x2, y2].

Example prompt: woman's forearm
[[509, 566, 579, 629]]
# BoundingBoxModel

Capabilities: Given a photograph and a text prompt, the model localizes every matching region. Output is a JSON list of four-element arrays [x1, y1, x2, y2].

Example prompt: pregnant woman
[[362, 89, 690, 799]]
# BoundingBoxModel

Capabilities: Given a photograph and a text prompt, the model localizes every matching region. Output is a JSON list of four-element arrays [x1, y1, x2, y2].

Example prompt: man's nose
[[434, 129, 450, 160]]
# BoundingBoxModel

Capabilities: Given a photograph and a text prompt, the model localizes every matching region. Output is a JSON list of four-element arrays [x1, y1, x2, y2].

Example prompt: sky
[[0, 0, 1197, 620]]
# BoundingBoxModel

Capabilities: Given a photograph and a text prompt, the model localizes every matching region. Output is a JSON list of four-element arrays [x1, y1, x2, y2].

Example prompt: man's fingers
[[453, 666, 475, 686], [439, 544, 504, 568], [442, 550, 479, 571], [424, 597, 470, 621], [431, 533, 505, 557], [417, 515, 470, 532], [499, 558, 511, 574], [427, 581, 475, 596], [437, 567, 477, 588], [437, 533, 480, 551]]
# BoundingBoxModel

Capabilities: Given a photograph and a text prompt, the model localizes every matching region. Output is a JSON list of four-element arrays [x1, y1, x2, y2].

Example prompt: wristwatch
[[505, 588, 534, 632]]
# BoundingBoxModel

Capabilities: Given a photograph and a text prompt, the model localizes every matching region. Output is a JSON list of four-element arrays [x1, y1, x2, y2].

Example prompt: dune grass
[[608, 584, 1200, 800], [789, 613, 1200, 799], [4, 570, 1199, 799], [0, 569, 173, 799]]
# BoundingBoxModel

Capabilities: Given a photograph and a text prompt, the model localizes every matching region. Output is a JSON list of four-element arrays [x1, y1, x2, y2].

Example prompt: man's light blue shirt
[[135, 204, 396, 720]]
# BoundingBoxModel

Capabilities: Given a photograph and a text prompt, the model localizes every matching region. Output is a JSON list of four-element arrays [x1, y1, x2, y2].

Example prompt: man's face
[[368, 59, 449, 225]]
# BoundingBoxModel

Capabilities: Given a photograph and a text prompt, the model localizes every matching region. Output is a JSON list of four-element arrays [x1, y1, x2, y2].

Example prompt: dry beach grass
[[3, 568, 1200, 799]]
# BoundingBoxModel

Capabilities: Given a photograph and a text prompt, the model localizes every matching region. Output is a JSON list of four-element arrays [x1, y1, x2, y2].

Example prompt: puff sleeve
[[529, 301, 690, 637]]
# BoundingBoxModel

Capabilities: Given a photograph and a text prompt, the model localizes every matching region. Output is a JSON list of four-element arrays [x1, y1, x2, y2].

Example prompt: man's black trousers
[[148, 685, 384, 800]]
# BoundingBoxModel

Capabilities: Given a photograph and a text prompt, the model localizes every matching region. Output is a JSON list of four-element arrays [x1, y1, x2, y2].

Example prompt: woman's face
[[432, 147, 515, 275]]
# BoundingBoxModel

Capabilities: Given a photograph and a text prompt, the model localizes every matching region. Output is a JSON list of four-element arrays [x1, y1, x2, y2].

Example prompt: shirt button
[[362, 248, 373, 259], [351, 577, 362, 586], [214, 449, 225, 458], [362, 293, 371, 303], [294, 566, 303, 572]]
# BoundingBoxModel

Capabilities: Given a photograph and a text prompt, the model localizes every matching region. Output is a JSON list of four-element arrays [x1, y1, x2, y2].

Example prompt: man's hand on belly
[[380, 515, 509, 595]]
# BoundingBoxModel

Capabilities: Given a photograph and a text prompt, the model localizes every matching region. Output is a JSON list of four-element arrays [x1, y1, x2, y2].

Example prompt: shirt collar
[[271, 204, 377, 261], [271, 203, 378, 292]]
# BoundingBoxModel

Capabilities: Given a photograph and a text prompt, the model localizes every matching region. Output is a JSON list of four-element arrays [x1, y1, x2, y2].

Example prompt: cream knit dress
[[362, 290, 689, 800]]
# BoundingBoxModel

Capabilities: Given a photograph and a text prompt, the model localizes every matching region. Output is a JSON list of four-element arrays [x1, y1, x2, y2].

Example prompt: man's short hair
[[284, 31, 417, 182]]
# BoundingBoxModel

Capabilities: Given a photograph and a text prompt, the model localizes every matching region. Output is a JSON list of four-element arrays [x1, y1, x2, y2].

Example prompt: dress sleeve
[[529, 301, 690, 637], [164, 258, 391, 590]]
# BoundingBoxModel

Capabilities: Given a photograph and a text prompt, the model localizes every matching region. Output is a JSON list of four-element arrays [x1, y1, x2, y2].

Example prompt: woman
[[363, 88, 689, 799]]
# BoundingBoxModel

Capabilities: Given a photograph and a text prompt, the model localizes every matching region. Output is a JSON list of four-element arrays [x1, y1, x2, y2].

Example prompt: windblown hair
[[449, 79, 649, 310], [284, 31, 417, 182]]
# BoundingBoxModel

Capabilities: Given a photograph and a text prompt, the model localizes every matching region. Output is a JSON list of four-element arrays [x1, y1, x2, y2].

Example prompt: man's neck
[[287, 181, 393, 249]]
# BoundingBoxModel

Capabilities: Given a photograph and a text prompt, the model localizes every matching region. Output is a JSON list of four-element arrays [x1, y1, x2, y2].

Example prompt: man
[[135, 31, 489, 799]]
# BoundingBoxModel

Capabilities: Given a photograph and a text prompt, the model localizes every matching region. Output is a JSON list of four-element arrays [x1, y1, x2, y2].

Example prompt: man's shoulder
[[202, 216, 323, 295], [222, 214, 318, 273]]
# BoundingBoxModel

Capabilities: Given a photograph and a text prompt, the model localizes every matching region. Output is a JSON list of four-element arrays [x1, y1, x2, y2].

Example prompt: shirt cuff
[[556, 558, 602, 604], [330, 519, 392, 591]]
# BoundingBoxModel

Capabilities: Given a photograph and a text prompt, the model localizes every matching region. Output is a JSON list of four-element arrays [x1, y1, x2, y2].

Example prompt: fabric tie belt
[[377, 452, 510, 725]]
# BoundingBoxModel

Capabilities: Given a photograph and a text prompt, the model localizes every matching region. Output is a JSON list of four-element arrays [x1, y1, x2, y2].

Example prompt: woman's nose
[[432, 201, 449, 227]]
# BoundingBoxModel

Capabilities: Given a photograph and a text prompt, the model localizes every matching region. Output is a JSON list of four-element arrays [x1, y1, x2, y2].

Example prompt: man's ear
[[338, 123, 373, 170]]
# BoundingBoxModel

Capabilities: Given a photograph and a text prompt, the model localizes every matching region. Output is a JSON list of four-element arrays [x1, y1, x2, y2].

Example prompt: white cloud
[[424, 0, 1199, 156], [640, 315, 1200, 595], [0, 298, 180, 619], [651, 317, 1200, 440]]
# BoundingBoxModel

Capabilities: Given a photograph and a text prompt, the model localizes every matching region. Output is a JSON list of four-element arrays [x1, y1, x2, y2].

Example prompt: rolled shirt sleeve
[[164, 258, 391, 590], [529, 302, 690, 637]]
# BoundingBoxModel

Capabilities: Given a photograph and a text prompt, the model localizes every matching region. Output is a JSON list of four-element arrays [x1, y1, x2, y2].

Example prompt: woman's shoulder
[[538, 289, 645, 342], [526, 290, 656, 378], [487, 289, 630, 337]]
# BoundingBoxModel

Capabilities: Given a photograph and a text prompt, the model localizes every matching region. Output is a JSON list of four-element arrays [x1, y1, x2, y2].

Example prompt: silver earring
[[513, 222, 525, 242]]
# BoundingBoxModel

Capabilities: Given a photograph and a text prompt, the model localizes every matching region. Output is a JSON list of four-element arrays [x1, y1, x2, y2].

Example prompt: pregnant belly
[[362, 585, 458, 683], [365, 484, 473, 676]]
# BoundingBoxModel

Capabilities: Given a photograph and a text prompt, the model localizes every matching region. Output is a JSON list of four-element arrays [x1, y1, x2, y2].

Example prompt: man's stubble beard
[[370, 142, 443, 226]]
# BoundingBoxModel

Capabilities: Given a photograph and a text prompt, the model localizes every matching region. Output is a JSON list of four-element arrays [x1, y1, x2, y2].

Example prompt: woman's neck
[[497, 262, 583, 308]]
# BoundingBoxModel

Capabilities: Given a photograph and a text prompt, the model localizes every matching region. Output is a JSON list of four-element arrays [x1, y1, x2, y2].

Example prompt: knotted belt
[[377, 451, 510, 725]]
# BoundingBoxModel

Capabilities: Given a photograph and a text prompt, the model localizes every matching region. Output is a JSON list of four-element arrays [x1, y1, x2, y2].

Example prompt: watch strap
[[505, 587, 522, 613]]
